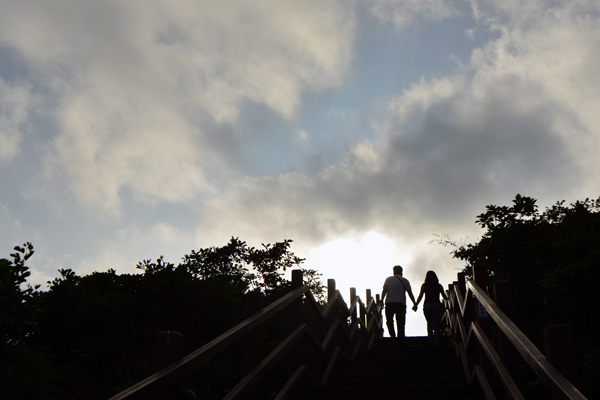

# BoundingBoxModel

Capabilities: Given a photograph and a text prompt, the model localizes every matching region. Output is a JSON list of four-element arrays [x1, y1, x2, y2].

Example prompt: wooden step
[[291, 337, 484, 400]]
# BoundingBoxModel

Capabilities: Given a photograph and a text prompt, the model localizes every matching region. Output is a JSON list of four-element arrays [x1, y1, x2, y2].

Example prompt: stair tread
[[291, 337, 484, 400]]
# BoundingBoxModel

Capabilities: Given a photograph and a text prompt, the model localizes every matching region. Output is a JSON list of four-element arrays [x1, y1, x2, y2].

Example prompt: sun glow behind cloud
[[309, 231, 427, 336]]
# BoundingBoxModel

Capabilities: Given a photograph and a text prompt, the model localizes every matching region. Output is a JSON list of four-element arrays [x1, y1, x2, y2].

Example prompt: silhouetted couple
[[382, 266, 448, 345]]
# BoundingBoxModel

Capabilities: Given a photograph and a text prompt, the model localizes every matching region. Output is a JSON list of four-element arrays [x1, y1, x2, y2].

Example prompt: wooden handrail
[[109, 285, 309, 400], [109, 274, 384, 400], [470, 321, 524, 400], [445, 277, 587, 400], [466, 280, 586, 400]]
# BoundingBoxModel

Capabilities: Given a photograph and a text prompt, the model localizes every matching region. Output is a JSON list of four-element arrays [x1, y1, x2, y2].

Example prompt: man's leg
[[396, 304, 407, 339], [385, 305, 396, 338]]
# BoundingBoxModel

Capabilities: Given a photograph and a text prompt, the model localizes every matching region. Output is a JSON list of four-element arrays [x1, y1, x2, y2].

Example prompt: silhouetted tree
[[0, 237, 324, 399]]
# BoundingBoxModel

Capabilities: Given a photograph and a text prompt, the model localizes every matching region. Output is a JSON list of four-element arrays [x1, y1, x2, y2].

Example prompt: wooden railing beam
[[110, 270, 386, 400], [467, 280, 587, 400], [109, 285, 309, 400], [472, 322, 525, 400], [494, 280, 521, 390]]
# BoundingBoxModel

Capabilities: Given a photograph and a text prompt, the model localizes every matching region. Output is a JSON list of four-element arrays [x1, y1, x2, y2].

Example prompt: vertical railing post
[[457, 272, 471, 336], [544, 324, 580, 400], [463, 271, 478, 374], [473, 264, 496, 392], [366, 289, 372, 330], [447, 283, 455, 311], [350, 288, 357, 324], [327, 279, 336, 302], [155, 330, 185, 370], [290, 270, 304, 368], [494, 280, 521, 391], [243, 290, 263, 400], [375, 294, 382, 337], [308, 286, 323, 378], [360, 298, 366, 328], [444, 283, 453, 332], [155, 331, 196, 399], [457, 272, 466, 299]]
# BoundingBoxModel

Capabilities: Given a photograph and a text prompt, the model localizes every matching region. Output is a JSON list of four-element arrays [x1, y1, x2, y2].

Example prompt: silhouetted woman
[[413, 270, 448, 346]]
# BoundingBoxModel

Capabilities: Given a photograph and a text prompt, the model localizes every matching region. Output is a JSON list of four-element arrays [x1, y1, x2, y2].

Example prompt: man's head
[[393, 265, 403, 276]]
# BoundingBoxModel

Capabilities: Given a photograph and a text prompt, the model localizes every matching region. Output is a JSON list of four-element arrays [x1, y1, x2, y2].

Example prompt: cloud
[[196, 0, 600, 252], [62, 221, 192, 279], [0, 78, 32, 162], [0, 0, 356, 213], [0, 203, 21, 230], [368, 0, 461, 29]]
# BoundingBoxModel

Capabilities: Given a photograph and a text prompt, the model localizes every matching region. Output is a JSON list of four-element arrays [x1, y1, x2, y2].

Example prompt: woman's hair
[[425, 270, 439, 284]]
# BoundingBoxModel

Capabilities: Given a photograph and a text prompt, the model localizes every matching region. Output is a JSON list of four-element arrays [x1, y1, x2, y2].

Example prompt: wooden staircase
[[291, 336, 484, 400]]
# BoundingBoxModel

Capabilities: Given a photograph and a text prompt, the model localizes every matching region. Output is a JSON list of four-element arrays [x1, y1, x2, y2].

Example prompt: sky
[[1, 0, 599, 336]]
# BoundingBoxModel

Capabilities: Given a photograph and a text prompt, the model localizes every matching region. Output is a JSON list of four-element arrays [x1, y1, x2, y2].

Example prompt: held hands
[[412, 304, 418, 312]]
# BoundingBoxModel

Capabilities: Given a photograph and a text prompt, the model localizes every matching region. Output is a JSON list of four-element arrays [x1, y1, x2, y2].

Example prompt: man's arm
[[381, 284, 388, 303], [407, 287, 416, 307]]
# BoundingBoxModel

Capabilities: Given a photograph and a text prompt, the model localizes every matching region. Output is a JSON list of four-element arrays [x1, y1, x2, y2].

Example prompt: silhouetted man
[[381, 265, 416, 340]]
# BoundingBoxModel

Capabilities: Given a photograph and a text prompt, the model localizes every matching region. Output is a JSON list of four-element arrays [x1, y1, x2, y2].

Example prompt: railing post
[[327, 279, 336, 302], [155, 331, 196, 400], [243, 290, 263, 400], [473, 264, 496, 392], [155, 330, 185, 371], [375, 294, 382, 338], [457, 272, 466, 298], [350, 288, 357, 324], [290, 270, 304, 368], [366, 289, 372, 329], [494, 280, 521, 392], [463, 273, 478, 375], [360, 298, 366, 328], [544, 324, 580, 400], [308, 287, 323, 378]]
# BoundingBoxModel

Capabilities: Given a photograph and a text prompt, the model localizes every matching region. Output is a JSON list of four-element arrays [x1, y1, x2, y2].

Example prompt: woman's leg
[[424, 304, 435, 338]]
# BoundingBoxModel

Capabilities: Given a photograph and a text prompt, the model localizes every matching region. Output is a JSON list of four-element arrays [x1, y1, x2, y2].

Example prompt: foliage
[[0, 237, 325, 399], [453, 194, 600, 398], [0, 243, 39, 349], [173, 237, 325, 302]]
